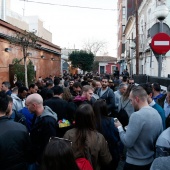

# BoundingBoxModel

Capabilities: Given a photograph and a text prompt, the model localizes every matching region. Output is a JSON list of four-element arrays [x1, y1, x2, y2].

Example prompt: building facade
[[95, 56, 117, 74], [117, 0, 170, 77], [0, 19, 61, 86]]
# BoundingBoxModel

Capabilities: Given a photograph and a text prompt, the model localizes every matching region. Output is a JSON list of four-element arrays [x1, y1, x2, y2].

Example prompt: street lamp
[[154, 4, 169, 77]]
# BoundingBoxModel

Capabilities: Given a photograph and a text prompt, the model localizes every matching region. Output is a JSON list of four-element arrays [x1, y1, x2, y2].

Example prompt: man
[[73, 85, 94, 107], [115, 86, 162, 170], [96, 77, 115, 114], [12, 86, 28, 112], [108, 79, 116, 92], [140, 83, 166, 129], [40, 80, 54, 100], [27, 83, 38, 96], [26, 93, 58, 165], [152, 82, 166, 108], [128, 78, 135, 85], [68, 79, 74, 95], [81, 76, 89, 86], [44, 86, 72, 121], [114, 83, 128, 113], [122, 76, 128, 84], [71, 82, 82, 97], [94, 81, 102, 94], [1, 81, 12, 96], [0, 91, 31, 170]]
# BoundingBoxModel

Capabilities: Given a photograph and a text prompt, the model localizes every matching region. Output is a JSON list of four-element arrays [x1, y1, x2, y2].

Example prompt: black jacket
[[43, 97, 75, 121], [0, 116, 31, 170], [96, 87, 116, 114], [30, 106, 58, 163]]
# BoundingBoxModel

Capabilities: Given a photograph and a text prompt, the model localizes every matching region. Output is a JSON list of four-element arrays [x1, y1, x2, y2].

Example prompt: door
[[100, 66, 104, 74]]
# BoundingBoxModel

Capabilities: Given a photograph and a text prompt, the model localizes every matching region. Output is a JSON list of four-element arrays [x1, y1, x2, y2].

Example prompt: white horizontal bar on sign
[[154, 41, 170, 46]]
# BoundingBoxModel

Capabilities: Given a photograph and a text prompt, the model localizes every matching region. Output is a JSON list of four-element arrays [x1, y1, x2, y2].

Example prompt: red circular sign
[[151, 33, 170, 54]]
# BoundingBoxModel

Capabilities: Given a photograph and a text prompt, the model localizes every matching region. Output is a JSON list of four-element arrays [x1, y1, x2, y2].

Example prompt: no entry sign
[[151, 33, 170, 54]]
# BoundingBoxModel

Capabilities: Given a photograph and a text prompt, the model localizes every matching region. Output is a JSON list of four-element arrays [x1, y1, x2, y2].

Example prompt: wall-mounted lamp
[[41, 55, 45, 59], [51, 58, 54, 61], [5, 48, 12, 52]]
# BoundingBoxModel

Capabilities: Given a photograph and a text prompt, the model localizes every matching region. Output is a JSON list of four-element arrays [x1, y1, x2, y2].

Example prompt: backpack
[[117, 100, 130, 127], [76, 143, 94, 170], [76, 158, 93, 170]]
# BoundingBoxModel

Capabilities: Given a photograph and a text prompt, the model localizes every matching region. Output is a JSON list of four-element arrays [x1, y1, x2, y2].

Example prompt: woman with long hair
[[41, 137, 79, 170], [93, 99, 120, 170], [64, 104, 112, 170]]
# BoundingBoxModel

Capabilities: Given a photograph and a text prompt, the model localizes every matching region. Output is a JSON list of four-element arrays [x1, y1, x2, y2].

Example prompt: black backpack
[[117, 100, 130, 127]]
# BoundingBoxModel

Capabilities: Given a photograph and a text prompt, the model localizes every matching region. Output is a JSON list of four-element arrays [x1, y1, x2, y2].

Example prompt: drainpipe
[[1, 0, 6, 21]]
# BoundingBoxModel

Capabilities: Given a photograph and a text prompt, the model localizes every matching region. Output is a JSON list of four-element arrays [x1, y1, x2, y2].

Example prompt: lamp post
[[154, 4, 169, 77]]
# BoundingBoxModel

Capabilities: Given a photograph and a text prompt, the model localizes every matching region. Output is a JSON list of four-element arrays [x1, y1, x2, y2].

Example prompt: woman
[[64, 104, 112, 170], [62, 87, 77, 122], [93, 99, 120, 170], [41, 137, 79, 170]]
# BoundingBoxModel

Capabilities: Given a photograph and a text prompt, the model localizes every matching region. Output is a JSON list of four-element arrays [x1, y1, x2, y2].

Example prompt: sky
[[10, 0, 118, 57]]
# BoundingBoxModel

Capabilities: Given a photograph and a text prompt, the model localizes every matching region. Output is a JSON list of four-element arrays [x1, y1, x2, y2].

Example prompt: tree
[[9, 30, 38, 87], [92, 61, 99, 73], [12, 58, 35, 85], [82, 39, 107, 56], [69, 50, 94, 72]]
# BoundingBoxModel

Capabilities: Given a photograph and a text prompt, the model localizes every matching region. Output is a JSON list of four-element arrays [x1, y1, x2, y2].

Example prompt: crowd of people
[[0, 71, 170, 170]]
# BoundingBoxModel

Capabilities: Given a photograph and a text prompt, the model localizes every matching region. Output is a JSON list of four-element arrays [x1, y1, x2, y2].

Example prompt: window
[[122, 7, 125, 19], [122, 25, 125, 33]]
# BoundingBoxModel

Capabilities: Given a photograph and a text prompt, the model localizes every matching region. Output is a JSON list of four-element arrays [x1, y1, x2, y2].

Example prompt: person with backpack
[[117, 84, 135, 127], [64, 104, 112, 170]]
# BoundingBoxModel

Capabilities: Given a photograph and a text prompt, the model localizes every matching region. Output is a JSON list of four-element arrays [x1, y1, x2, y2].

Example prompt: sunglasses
[[129, 83, 135, 85], [49, 136, 72, 146]]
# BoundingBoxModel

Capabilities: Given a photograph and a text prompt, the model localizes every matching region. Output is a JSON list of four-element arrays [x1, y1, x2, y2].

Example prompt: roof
[[0, 19, 61, 51], [94, 56, 117, 62]]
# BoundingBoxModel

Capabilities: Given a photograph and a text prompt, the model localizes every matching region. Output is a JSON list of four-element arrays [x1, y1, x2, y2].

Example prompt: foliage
[[69, 50, 94, 72], [9, 30, 38, 87], [92, 61, 99, 73], [10, 30, 38, 49], [12, 58, 35, 85]]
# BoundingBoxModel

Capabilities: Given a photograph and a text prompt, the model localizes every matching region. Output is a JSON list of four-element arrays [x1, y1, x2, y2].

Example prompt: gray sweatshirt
[[150, 156, 170, 170], [118, 106, 162, 166], [156, 127, 170, 157]]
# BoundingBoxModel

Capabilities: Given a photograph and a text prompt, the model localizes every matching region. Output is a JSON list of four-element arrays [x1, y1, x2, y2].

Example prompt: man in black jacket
[[44, 86, 75, 122], [0, 91, 31, 170], [96, 77, 116, 115], [26, 93, 58, 165]]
